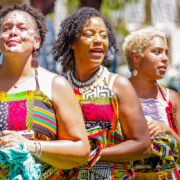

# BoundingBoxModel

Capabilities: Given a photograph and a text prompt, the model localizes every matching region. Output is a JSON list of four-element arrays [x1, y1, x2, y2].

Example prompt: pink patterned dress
[[60, 66, 134, 180], [0, 71, 60, 179]]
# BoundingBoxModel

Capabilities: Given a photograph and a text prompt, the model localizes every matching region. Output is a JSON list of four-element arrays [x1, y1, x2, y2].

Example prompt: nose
[[162, 52, 169, 64], [9, 26, 18, 37], [93, 34, 102, 43]]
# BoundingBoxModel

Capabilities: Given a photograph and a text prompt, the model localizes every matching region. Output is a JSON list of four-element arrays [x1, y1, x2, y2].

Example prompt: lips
[[7, 39, 20, 46], [158, 65, 167, 72], [90, 48, 104, 57]]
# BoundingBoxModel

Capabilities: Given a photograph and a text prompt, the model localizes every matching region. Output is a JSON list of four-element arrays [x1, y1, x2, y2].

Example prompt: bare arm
[[170, 90, 180, 163], [147, 90, 180, 162], [149, 90, 180, 145], [100, 74, 151, 162], [37, 75, 90, 168], [1, 75, 90, 169]]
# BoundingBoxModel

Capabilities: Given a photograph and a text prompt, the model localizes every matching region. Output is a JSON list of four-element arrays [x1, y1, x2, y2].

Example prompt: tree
[[79, 0, 102, 10], [66, 0, 140, 35]]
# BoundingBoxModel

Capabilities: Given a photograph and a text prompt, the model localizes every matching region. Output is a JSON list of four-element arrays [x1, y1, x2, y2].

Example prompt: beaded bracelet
[[34, 142, 42, 158]]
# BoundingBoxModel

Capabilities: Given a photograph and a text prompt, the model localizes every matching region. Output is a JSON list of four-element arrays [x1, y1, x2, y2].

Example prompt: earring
[[132, 69, 138, 76], [31, 50, 39, 68]]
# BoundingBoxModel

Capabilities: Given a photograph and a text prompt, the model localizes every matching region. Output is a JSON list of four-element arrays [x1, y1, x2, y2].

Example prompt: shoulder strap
[[155, 81, 168, 102], [156, 82, 178, 134], [35, 69, 40, 90], [108, 74, 118, 90]]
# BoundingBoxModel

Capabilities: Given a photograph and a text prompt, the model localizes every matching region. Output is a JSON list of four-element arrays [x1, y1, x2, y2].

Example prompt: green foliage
[[66, 0, 80, 14], [66, 0, 140, 35], [100, 0, 140, 35], [101, 0, 139, 17]]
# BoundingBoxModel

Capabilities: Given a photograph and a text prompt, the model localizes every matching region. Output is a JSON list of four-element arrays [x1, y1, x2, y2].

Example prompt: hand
[[147, 120, 170, 137], [0, 130, 29, 148]]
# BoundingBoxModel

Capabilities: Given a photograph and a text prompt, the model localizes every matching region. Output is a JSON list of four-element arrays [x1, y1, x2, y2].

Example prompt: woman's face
[[0, 10, 40, 56], [138, 36, 169, 80], [72, 17, 109, 67]]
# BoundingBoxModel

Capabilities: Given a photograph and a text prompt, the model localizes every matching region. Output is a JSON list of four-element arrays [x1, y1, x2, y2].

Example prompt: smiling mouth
[[90, 50, 104, 57], [7, 40, 20, 46]]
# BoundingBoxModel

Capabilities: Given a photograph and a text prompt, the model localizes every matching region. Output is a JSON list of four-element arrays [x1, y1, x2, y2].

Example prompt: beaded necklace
[[67, 65, 108, 93]]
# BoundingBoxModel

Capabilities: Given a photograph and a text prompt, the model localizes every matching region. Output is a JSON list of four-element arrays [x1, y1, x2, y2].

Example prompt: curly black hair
[[0, 3, 47, 48], [52, 7, 119, 69]]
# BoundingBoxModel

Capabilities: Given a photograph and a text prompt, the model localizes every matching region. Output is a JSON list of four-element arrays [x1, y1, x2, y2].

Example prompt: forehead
[[83, 17, 106, 29], [149, 36, 167, 47], [2, 10, 36, 28]]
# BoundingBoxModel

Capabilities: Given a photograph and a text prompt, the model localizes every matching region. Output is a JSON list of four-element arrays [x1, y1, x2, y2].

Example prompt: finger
[[1, 137, 13, 148], [151, 129, 162, 137], [147, 123, 155, 131], [1, 130, 14, 136]]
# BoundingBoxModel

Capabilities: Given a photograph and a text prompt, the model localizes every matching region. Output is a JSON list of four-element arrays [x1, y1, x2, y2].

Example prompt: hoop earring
[[31, 50, 39, 68], [132, 69, 138, 76]]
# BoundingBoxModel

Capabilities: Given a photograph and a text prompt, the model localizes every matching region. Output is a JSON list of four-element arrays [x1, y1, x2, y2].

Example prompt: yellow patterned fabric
[[151, 133, 178, 171]]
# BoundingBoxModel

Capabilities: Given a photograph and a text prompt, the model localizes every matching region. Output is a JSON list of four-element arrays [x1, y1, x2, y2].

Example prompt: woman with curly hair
[[52, 7, 151, 180], [122, 27, 180, 179], [0, 4, 90, 179]]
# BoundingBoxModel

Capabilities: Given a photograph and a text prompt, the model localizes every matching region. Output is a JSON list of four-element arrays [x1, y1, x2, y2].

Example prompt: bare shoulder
[[38, 67, 69, 86], [37, 67, 71, 100], [169, 88, 180, 106], [109, 73, 133, 92], [108, 73, 138, 104], [38, 67, 57, 80]]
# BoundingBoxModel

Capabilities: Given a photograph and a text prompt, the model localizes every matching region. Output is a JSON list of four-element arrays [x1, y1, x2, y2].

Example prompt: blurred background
[[1, 0, 180, 91]]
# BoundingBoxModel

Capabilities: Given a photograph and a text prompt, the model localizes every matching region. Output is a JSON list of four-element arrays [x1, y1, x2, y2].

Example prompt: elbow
[[59, 141, 90, 170], [141, 139, 151, 158], [142, 145, 151, 158], [76, 141, 90, 166], [70, 140, 90, 168]]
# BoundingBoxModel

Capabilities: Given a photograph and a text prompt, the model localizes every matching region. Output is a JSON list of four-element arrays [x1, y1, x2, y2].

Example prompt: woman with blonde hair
[[122, 27, 180, 179]]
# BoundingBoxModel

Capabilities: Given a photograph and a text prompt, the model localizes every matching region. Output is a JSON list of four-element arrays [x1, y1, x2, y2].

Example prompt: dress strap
[[155, 81, 168, 103], [155, 81, 178, 134], [108, 74, 118, 90], [166, 88, 170, 101], [35, 69, 40, 90]]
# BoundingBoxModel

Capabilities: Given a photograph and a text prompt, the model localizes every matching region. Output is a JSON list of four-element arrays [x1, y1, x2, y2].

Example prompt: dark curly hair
[[0, 3, 47, 48], [52, 7, 119, 69]]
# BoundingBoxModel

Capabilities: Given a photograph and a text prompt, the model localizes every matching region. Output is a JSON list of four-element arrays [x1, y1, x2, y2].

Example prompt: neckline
[[0, 69, 35, 89], [0, 69, 40, 91], [67, 65, 109, 93]]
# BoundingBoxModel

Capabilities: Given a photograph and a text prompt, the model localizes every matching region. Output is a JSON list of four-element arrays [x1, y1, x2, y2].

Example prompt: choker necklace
[[0, 71, 34, 88], [67, 65, 108, 93]]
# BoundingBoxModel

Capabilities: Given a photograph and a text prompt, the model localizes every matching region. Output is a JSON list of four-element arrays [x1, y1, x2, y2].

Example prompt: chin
[[157, 75, 165, 79]]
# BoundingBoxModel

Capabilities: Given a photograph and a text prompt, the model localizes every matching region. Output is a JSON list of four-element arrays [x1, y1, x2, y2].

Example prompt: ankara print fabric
[[61, 68, 135, 180], [0, 90, 60, 179]]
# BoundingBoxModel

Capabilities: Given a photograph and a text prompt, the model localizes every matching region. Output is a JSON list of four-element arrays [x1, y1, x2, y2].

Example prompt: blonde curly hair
[[122, 27, 166, 72]]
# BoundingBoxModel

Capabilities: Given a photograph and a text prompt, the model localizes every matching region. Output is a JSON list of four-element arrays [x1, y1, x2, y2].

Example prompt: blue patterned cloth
[[0, 143, 41, 180]]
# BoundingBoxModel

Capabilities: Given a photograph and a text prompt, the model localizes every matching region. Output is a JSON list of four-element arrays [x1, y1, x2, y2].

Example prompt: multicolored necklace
[[67, 65, 108, 93]]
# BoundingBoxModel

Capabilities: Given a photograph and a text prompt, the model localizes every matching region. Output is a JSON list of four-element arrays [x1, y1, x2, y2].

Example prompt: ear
[[34, 36, 41, 50], [130, 51, 140, 65]]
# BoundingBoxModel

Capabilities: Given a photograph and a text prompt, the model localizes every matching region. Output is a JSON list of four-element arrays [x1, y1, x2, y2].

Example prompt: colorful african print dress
[[60, 65, 134, 180], [0, 72, 60, 179]]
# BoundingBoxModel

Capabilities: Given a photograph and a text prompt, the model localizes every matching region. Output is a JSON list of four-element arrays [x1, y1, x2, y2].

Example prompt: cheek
[[19, 32, 34, 42], [0, 33, 9, 41], [103, 40, 109, 50]]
